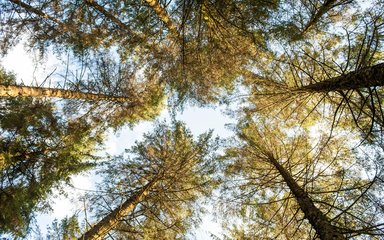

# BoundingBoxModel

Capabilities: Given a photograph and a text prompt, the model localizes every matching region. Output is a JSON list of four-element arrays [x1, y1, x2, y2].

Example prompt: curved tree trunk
[[79, 180, 157, 240], [298, 63, 384, 92], [0, 85, 133, 102], [267, 155, 345, 240]]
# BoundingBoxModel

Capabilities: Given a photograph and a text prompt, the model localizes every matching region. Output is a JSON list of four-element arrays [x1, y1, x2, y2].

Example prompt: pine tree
[[0, 54, 165, 129], [245, 5, 384, 138], [46, 216, 82, 240], [80, 121, 219, 239], [0, 96, 102, 237], [220, 117, 384, 239]]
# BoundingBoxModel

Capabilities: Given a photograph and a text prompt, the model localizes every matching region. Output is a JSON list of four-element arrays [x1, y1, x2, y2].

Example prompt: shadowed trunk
[[267, 155, 345, 240], [298, 63, 384, 92], [0, 85, 133, 102], [79, 180, 157, 240]]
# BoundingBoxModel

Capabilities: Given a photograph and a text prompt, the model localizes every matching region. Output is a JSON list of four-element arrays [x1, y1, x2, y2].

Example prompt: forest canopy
[[0, 0, 384, 239]]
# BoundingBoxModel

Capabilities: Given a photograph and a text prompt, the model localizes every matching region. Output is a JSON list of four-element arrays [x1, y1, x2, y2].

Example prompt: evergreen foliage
[[81, 121, 219, 239], [0, 0, 384, 238]]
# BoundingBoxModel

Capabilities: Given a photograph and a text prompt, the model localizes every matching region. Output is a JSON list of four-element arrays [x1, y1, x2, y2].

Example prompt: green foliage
[[220, 118, 384, 239], [0, 97, 102, 237], [0, 67, 16, 86], [46, 215, 81, 240], [44, 52, 168, 129], [1, 0, 384, 238], [86, 121, 219, 238]]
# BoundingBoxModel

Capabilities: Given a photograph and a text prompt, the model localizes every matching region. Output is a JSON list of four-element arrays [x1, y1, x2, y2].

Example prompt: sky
[[1, 42, 235, 239]]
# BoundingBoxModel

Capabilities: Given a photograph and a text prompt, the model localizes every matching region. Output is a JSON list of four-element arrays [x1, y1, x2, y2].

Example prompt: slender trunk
[[267, 155, 345, 240], [298, 63, 384, 92], [9, 0, 75, 32], [302, 0, 338, 33], [79, 180, 156, 240], [0, 85, 133, 102], [144, 0, 180, 39]]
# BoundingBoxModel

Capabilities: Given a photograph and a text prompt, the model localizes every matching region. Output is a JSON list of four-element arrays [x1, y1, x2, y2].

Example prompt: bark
[[144, 0, 180, 39], [298, 63, 384, 92], [267, 155, 345, 240], [0, 85, 133, 102], [79, 180, 157, 240]]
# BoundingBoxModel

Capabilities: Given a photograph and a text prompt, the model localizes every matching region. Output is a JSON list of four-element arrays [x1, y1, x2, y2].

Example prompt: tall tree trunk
[[0, 85, 133, 102], [298, 63, 384, 92], [79, 180, 157, 240], [144, 0, 180, 39], [267, 155, 345, 240]]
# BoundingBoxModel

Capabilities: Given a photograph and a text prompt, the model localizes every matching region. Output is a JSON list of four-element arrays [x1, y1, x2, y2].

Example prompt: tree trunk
[[79, 180, 157, 240], [0, 85, 133, 102], [302, 0, 338, 33], [298, 63, 384, 92], [267, 155, 345, 240], [144, 0, 180, 39]]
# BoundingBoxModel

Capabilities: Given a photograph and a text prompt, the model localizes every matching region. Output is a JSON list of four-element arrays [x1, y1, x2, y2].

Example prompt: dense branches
[[220, 118, 384, 239], [0, 97, 101, 237], [81, 122, 218, 239], [1, 0, 384, 239]]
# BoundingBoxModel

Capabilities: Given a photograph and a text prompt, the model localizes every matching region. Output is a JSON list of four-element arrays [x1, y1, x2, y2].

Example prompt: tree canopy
[[1, 0, 384, 239]]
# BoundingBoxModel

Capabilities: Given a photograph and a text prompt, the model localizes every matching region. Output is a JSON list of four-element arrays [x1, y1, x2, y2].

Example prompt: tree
[[0, 0, 365, 106], [46, 215, 82, 240], [0, 0, 273, 104], [2, 1, 384, 239], [1, 0, 159, 54], [301, 0, 354, 34], [143, 0, 180, 40], [220, 117, 384, 239], [1, 0, 170, 105], [0, 53, 165, 128], [158, 0, 274, 104], [0, 96, 103, 237], [0, 84, 135, 102], [244, 5, 384, 139], [79, 121, 219, 239]]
